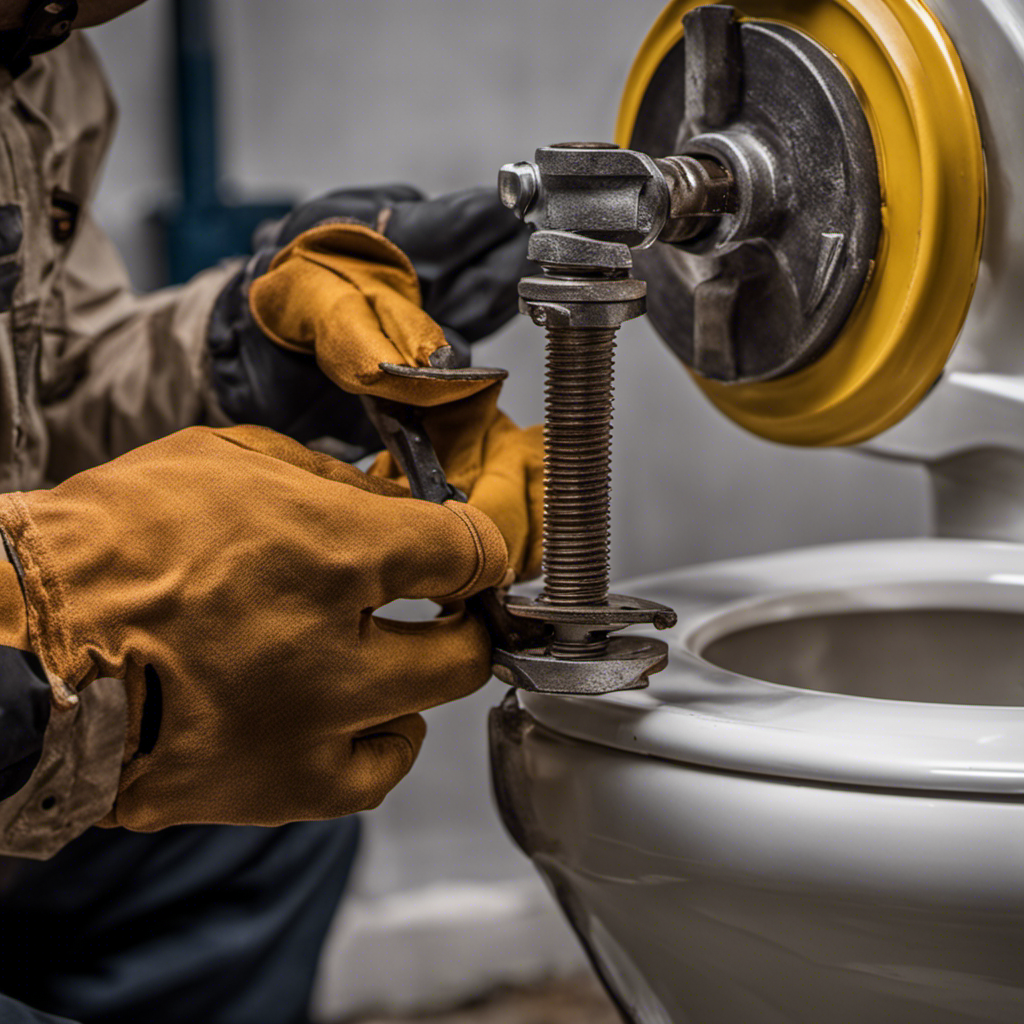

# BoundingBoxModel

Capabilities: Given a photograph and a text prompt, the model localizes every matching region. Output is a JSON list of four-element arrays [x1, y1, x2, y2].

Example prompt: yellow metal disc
[[617, 0, 985, 447]]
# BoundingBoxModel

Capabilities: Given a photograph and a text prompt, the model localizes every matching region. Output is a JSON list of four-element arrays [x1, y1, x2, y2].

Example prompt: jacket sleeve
[[39, 212, 241, 482]]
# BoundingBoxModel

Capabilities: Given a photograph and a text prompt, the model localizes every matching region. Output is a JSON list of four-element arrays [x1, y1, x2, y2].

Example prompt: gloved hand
[[0, 426, 508, 831], [209, 184, 531, 449], [250, 222, 491, 406]]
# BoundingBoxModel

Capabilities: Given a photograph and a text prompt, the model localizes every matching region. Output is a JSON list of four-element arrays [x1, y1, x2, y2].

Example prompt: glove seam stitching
[[439, 502, 492, 600]]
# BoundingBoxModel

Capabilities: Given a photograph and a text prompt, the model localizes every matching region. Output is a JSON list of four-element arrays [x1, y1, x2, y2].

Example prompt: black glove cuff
[[0, 646, 51, 802]]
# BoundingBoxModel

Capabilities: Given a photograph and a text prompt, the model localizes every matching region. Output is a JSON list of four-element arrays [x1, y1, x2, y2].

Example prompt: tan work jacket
[[0, 33, 238, 859]]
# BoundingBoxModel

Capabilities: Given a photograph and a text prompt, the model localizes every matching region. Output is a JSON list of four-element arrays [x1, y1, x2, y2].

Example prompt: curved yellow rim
[[617, 0, 985, 447]]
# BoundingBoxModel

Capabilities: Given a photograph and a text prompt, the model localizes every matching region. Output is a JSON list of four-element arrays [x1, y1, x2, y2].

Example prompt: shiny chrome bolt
[[498, 162, 539, 219]]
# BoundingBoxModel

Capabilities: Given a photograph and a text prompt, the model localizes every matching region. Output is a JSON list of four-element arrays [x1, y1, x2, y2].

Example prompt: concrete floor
[[345, 975, 622, 1024]]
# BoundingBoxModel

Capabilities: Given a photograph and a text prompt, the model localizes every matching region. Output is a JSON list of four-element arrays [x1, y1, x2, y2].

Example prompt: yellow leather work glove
[[249, 222, 493, 407], [370, 387, 545, 581], [0, 426, 508, 831]]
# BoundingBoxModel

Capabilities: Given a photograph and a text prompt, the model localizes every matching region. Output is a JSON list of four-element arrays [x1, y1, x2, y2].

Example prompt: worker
[[0, 1, 543, 1022]]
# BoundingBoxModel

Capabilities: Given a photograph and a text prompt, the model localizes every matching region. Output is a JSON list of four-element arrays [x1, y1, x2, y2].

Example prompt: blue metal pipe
[[173, 0, 220, 209], [160, 0, 292, 283]]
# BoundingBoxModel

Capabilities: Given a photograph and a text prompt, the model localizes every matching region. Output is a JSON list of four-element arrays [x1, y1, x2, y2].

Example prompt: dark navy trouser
[[0, 818, 360, 1024]]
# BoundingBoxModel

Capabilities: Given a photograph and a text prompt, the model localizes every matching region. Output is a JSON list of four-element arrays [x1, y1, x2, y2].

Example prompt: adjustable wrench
[[359, 363, 542, 653]]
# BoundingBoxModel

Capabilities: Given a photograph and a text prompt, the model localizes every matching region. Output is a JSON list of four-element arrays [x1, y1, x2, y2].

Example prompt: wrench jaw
[[359, 394, 466, 504], [377, 362, 509, 383]]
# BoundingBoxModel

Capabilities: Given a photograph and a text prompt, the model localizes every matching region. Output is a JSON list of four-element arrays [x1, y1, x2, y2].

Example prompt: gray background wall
[[87, 0, 928, 896]]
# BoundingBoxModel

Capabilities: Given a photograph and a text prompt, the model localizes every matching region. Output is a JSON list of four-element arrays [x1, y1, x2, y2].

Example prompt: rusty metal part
[[495, 142, 678, 695], [506, 593, 677, 631], [629, 4, 882, 382], [500, 144, 669, 248], [495, 295, 678, 691], [500, 143, 737, 257], [656, 154, 738, 243], [518, 262, 647, 333], [493, 636, 669, 694], [505, 591, 676, 662], [539, 325, 617, 609]]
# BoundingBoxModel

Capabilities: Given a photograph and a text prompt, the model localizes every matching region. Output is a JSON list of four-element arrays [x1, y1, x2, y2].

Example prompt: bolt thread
[[540, 326, 617, 608]]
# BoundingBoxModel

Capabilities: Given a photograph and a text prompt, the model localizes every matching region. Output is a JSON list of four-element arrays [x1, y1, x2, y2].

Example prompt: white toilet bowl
[[490, 538, 1024, 1024]]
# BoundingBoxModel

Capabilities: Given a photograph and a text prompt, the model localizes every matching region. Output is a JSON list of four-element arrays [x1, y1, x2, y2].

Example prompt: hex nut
[[492, 637, 669, 695]]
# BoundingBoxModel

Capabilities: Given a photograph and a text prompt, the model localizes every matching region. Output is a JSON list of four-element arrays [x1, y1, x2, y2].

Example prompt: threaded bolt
[[540, 327, 617, 657]]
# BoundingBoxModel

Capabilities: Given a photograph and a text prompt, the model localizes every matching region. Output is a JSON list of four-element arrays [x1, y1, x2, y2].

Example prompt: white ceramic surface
[[520, 539, 1024, 794], [841, 0, 1024, 542], [493, 540, 1024, 1024], [862, 0, 1024, 462]]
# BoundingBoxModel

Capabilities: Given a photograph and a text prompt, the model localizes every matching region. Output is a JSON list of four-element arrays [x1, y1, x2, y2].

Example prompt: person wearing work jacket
[[0, 1, 543, 1022]]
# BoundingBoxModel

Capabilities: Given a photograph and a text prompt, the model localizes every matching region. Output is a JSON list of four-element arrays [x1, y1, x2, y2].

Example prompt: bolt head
[[498, 162, 539, 220]]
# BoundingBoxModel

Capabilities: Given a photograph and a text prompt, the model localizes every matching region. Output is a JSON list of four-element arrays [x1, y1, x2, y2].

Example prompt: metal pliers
[[359, 359, 542, 652]]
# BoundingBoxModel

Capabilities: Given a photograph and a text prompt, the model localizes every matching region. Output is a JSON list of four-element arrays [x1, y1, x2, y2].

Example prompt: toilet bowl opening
[[699, 608, 1024, 706]]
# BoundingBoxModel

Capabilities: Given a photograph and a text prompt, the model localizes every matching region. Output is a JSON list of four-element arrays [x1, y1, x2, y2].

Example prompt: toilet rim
[[516, 538, 1024, 795]]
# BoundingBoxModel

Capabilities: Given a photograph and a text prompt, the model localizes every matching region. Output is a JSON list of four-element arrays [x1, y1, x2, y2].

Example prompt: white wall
[[87, 0, 929, 898]]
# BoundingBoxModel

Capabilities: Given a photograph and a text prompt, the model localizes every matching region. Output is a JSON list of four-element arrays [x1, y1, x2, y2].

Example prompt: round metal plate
[[617, 0, 986, 446], [630, 15, 881, 383]]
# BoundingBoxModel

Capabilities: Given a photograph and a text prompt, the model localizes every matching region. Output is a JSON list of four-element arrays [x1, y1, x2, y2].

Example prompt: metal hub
[[630, 4, 882, 383]]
